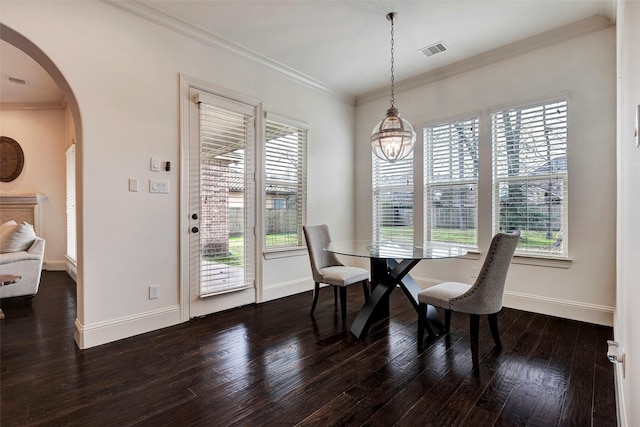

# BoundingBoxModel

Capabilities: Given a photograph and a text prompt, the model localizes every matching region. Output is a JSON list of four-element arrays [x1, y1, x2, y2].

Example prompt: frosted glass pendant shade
[[370, 107, 416, 162]]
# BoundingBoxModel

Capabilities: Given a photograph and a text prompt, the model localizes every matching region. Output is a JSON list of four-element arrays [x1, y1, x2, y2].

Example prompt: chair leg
[[423, 305, 436, 338], [339, 286, 347, 323], [362, 280, 369, 301], [418, 303, 426, 350], [310, 282, 320, 315], [470, 314, 480, 368], [333, 286, 338, 307], [418, 303, 436, 351], [488, 313, 502, 349], [444, 309, 452, 333]]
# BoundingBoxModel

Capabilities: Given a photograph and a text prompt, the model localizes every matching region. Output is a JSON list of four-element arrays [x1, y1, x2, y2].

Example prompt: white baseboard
[[414, 277, 613, 326], [74, 305, 181, 349], [503, 290, 613, 326], [262, 278, 312, 302], [74, 279, 311, 349], [66, 262, 77, 282], [42, 259, 76, 280], [43, 259, 67, 271]]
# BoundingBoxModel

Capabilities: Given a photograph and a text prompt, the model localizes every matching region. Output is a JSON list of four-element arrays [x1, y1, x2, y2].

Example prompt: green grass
[[380, 227, 561, 251], [431, 229, 477, 244], [517, 230, 562, 250], [205, 237, 244, 266], [265, 233, 299, 247], [206, 229, 562, 266], [205, 233, 300, 266], [433, 228, 561, 251]]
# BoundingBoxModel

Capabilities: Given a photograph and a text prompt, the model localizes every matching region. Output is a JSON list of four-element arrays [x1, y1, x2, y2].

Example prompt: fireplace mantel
[[0, 193, 46, 235]]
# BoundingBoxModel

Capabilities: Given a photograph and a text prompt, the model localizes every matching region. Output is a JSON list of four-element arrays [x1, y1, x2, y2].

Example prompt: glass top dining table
[[325, 240, 468, 261], [324, 240, 468, 339]]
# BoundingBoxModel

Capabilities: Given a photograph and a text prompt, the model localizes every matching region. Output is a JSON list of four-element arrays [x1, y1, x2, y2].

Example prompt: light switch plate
[[128, 178, 138, 192], [149, 179, 169, 193], [151, 157, 161, 172]]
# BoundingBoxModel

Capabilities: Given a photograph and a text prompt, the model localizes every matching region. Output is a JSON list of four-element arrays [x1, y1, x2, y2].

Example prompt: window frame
[[422, 114, 480, 249], [263, 112, 308, 255], [372, 151, 414, 242], [491, 96, 569, 259], [65, 143, 77, 265]]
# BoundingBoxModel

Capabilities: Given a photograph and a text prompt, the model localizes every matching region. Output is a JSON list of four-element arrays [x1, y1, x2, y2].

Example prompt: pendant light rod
[[387, 12, 397, 109]]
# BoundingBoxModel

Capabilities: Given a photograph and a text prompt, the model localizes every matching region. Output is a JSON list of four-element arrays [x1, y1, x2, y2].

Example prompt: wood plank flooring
[[1, 271, 617, 426]]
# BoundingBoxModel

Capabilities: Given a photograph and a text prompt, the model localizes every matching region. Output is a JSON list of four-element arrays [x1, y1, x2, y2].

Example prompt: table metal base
[[350, 258, 443, 339]]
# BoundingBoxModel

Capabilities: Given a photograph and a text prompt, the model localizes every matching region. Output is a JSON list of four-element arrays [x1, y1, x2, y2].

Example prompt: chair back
[[303, 224, 343, 283], [451, 231, 520, 314]]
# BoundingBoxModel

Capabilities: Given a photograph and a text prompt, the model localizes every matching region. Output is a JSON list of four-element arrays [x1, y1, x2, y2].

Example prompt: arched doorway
[[0, 23, 84, 344]]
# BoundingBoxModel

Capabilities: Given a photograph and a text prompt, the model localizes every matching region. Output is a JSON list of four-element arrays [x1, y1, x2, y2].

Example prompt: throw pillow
[[0, 220, 17, 234], [0, 221, 36, 253], [0, 220, 18, 250]]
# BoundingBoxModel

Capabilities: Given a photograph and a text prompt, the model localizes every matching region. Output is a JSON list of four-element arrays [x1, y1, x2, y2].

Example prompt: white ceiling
[[0, 40, 63, 106], [0, 0, 615, 105]]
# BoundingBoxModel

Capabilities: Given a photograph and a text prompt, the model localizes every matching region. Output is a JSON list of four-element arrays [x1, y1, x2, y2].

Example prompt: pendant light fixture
[[370, 12, 416, 162]]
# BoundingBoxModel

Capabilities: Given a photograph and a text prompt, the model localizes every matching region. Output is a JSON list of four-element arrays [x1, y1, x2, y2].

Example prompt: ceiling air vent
[[419, 42, 448, 57], [8, 77, 26, 85]]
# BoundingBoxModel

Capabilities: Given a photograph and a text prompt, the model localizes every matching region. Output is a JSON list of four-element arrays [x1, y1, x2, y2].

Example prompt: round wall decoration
[[0, 136, 25, 182]]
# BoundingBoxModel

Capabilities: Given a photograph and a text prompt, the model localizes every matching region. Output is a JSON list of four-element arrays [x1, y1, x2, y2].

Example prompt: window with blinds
[[265, 116, 307, 249], [492, 99, 568, 257], [372, 153, 413, 242], [65, 144, 77, 264], [198, 99, 255, 296], [424, 117, 479, 248]]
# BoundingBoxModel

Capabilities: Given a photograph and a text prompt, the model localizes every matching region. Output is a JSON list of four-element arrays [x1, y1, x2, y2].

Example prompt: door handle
[[191, 227, 199, 234]]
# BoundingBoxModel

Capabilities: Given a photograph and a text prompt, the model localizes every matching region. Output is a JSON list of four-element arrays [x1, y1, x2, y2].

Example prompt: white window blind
[[492, 99, 568, 257], [372, 153, 413, 241], [265, 117, 307, 249], [424, 117, 479, 248], [198, 99, 255, 296], [65, 143, 77, 264]]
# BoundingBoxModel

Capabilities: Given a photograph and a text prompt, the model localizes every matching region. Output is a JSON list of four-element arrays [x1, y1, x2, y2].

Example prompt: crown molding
[[356, 14, 613, 106], [101, 0, 356, 106]]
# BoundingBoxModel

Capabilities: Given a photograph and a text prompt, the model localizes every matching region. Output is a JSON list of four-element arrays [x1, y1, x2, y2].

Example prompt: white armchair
[[0, 236, 45, 305]]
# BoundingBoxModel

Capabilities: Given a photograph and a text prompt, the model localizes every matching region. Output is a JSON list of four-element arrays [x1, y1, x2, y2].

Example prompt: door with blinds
[[188, 88, 256, 318]]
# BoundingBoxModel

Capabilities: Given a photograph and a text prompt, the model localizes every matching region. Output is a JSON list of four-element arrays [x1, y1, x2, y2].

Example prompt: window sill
[[464, 250, 571, 268], [263, 247, 308, 260], [460, 250, 481, 260]]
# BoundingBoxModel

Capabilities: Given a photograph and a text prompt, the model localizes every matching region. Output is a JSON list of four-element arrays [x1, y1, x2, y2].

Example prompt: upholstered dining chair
[[303, 224, 369, 323], [417, 231, 520, 368]]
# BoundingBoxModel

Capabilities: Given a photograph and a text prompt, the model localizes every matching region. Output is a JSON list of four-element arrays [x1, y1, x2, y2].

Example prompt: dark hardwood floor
[[1, 271, 617, 426]]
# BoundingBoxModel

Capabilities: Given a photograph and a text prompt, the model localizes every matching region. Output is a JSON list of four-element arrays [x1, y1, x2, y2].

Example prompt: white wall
[[355, 27, 616, 325], [616, 2, 640, 425], [0, 108, 67, 268], [1, 1, 355, 347]]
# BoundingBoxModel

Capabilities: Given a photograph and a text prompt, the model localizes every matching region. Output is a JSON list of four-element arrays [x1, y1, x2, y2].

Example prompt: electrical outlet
[[149, 285, 159, 300]]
